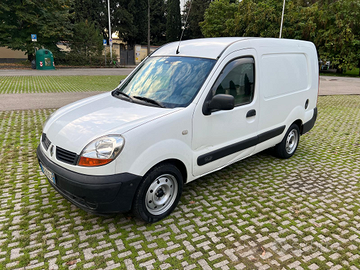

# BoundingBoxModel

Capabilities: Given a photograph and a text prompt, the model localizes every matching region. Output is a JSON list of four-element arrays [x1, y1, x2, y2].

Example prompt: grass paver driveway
[[0, 95, 359, 269], [0, 76, 126, 94]]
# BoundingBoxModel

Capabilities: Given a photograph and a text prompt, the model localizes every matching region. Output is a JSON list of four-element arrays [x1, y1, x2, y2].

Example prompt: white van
[[37, 38, 318, 222]]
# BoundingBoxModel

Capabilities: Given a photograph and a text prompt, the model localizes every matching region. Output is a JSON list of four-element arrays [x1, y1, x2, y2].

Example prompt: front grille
[[41, 133, 51, 150], [56, 147, 78, 165]]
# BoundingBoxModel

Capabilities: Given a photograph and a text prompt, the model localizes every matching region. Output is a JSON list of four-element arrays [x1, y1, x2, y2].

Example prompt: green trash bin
[[36, 49, 55, 70]]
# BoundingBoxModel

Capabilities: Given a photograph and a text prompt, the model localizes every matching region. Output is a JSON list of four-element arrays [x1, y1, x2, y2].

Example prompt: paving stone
[[190, 251, 203, 259], [184, 264, 197, 270], [234, 263, 246, 270], [309, 263, 319, 270], [329, 253, 341, 260], [198, 259, 212, 270], [213, 260, 229, 269]]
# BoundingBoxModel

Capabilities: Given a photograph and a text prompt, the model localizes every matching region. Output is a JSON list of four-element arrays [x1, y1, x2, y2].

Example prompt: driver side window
[[214, 57, 255, 106]]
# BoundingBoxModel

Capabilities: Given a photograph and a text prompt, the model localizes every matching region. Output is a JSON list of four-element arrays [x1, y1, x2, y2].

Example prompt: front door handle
[[246, 109, 256, 118]]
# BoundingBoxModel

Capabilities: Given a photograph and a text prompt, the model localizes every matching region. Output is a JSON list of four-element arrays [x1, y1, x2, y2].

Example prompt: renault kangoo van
[[37, 38, 318, 222]]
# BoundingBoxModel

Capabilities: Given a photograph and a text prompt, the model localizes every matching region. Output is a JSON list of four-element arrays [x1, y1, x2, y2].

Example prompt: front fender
[[121, 139, 192, 181]]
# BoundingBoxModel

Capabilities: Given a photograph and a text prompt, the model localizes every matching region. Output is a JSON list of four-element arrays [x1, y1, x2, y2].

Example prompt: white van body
[[37, 38, 318, 222]]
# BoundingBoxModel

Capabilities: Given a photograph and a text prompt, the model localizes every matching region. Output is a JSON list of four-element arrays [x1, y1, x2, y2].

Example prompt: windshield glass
[[118, 56, 216, 108]]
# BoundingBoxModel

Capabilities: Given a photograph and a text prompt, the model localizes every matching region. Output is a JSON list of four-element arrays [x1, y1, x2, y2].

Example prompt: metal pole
[[147, 0, 150, 55], [279, 0, 286, 38], [107, 0, 112, 61]]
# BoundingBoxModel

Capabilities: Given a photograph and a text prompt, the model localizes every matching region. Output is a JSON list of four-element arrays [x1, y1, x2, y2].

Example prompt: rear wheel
[[273, 124, 300, 159], [132, 163, 183, 223]]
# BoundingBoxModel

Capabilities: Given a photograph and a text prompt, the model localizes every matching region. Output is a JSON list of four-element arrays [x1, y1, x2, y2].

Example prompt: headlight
[[78, 135, 125, 167]]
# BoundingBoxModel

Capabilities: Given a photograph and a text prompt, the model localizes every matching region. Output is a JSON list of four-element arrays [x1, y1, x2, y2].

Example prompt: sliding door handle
[[246, 109, 256, 118]]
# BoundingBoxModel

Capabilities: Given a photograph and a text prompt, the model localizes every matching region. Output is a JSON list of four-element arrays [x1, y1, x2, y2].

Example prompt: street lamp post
[[279, 0, 286, 38], [107, 0, 112, 61]]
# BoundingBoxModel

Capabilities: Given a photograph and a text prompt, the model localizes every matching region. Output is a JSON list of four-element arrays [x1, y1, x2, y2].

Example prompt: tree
[[73, 0, 107, 34], [0, 0, 73, 61], [236, 0, 283, 37], [72, 0, 144, 46], [109, 0, 138, 45], [133, 0, 148, 44], [166, 0, 181, 42], [182, 0, 211, 40], [150, 0, 167, 45], [200, 0, 238, 37], [72, 0, 167, 47], [285, 0, 360, 71], [111, 0, 167, 46], [200, 0, 360, 72], [315, 0, 360, 71], [67, 20, 103, 65]]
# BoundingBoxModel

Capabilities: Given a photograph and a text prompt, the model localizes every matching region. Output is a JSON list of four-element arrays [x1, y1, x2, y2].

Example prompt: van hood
[[44, 92, 177, 153]]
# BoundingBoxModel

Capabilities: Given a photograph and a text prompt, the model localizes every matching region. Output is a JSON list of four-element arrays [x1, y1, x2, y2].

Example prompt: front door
[[192, 50, 259, 177]]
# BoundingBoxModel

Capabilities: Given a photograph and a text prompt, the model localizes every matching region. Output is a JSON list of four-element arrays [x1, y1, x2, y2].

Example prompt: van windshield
[[116, 56, 216, 108]]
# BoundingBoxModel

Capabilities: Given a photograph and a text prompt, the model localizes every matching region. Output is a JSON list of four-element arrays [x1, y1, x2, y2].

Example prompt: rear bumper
[[36, 145, 142, 214], [302, 107, 317, 135]]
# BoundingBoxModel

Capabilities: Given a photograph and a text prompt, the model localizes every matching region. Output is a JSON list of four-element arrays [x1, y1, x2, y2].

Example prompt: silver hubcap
[[285, 129, 298, 154], [145, 174, 178, 215]]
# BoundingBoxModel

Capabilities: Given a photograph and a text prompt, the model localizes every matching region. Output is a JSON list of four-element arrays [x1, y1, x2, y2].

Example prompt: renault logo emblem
[[50, 145, 54, 157]]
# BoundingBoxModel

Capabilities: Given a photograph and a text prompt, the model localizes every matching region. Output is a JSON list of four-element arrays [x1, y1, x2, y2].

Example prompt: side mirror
[[203, 94, 235, 115]]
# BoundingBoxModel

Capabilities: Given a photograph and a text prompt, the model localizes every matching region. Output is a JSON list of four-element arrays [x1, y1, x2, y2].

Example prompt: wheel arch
[[144, 159, 188, 184], [292, 119, 303, 134]]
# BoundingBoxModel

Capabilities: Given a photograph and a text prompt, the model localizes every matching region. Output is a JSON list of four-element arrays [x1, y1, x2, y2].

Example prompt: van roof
[[151, 37, 312, 59], [152, 37, 250, 59]]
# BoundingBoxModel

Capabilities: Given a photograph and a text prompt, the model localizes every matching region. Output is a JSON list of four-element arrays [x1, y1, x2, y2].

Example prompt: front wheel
[[273, 124, 300, 159], [132, 163, 183, 223]]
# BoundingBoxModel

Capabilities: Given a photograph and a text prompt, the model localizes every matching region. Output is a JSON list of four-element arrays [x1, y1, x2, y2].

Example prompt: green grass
[[344, 68, 360, 76], [320, 68, 359, 77], [0, 75, 126, 94]]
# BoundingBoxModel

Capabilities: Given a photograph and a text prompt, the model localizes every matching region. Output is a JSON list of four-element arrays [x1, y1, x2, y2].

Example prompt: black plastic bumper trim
[[197, 125, 285, 166], [302, 107, 317, 135], [37, 145, 142, 214]]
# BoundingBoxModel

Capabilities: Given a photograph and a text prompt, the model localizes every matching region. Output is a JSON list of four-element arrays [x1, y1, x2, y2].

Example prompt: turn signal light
[[78, 157, 113, 167]]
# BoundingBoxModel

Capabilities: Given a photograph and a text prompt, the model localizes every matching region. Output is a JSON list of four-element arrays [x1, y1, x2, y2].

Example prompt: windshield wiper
[[132, 96, 165, 108], [113, 89, 133, 101]]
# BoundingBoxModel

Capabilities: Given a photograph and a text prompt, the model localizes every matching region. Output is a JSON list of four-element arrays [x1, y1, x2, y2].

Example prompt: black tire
[[273, 124, 300, 159], [132, 163, 183, 223]]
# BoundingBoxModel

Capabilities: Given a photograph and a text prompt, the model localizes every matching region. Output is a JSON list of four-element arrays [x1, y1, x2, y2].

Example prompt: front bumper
[[36, 145, 142, 214]]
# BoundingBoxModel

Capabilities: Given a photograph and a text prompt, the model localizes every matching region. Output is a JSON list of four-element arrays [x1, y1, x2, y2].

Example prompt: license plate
[[40, 162, 55, 184]]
